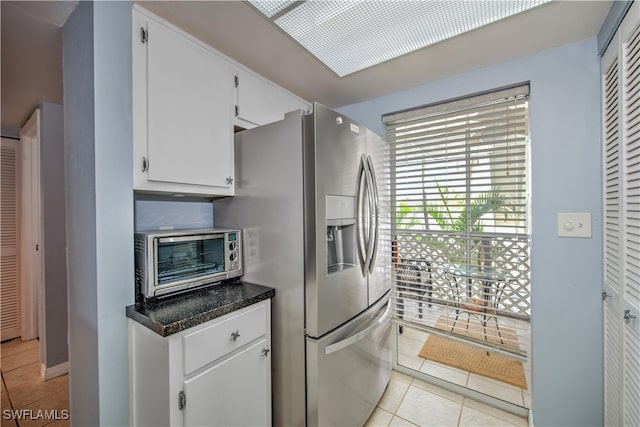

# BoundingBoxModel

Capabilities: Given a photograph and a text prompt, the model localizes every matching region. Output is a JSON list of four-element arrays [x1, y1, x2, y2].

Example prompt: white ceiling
[[1, 1, 611, 130]]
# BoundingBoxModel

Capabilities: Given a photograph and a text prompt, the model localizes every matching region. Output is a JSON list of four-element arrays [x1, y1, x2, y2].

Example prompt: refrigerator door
[[366, 129, 392, 306], [214, 114, 308, 427], [305, 103, 369, 338], [305, 294, 392, 427]]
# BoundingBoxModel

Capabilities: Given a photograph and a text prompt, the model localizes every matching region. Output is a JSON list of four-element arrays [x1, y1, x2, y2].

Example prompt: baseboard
[[41, 361, 69, 380]]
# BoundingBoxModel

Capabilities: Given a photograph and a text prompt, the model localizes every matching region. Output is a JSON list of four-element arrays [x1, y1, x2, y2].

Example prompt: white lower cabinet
[[129, 301, 272, 426], [184, 339, 270, 426]]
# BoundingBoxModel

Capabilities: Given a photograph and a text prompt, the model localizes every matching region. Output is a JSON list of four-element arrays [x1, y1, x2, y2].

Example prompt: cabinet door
[[236, 69, 290, 126], [183, 339, 271, 427], [146, 18, 232, 188]]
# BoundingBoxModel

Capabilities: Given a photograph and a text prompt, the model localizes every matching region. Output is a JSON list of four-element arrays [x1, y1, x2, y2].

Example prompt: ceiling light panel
[[250, 0, 550, 77]]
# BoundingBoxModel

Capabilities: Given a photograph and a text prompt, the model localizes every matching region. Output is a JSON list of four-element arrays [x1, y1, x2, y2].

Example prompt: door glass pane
[[386, 88, 531, 411]]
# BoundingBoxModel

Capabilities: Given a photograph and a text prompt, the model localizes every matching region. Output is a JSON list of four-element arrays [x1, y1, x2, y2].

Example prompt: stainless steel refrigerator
[[214, 103, 392, 427]]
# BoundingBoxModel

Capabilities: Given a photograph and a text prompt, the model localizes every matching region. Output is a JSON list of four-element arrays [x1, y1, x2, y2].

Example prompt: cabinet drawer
[[183, 303, 266, 375]]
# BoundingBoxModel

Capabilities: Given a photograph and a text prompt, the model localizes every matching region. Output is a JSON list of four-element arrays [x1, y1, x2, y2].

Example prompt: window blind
[[384, 85, 530, 358]]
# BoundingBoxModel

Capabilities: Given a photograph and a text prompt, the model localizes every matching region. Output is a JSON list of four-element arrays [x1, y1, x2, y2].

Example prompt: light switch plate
[[558, 212, 591, 238]]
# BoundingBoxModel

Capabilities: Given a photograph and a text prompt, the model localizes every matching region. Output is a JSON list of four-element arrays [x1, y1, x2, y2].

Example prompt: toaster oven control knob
[[229, 252, 237, 261], [229, 242, 236, 251]]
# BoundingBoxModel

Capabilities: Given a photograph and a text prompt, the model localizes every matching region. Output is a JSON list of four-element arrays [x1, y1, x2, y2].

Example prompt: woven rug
[[418, 315, 527, 389]]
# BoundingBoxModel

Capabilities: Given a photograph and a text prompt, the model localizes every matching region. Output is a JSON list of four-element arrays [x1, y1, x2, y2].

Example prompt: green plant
[[425, 182, 509, 267], [396, 201, 420, 229], [426, 183, 507, 233]]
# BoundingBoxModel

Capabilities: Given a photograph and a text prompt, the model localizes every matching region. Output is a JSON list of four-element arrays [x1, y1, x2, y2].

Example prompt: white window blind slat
[[389, 112, 529, 136], [383, 84, 529, 124]]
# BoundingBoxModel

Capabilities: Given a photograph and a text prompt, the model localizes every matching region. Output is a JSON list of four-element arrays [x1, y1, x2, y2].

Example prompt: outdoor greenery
[[426, 183, 507, 233], [396, 183, 508, 233], [396, 201, 420, 230], [396, 183, 510, 268]]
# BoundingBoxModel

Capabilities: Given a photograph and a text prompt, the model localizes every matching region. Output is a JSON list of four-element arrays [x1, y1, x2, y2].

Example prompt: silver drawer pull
[[230, 330, 240, 342], [261, 347, 270, 357]]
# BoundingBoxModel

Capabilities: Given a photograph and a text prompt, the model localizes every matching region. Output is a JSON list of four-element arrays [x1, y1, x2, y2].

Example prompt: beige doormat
[[418, 315, 527, 389]]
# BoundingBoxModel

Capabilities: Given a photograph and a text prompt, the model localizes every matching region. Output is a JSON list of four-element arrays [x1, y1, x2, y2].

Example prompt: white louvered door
[[1, 137, 21, 341], [602, 40, 624, 427], [621, 14, 640, 425], [602, 3, 640, 425]]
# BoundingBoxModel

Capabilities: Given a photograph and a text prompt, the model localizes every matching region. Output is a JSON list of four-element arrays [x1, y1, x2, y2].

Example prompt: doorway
[[384, 85, 532, 417], [0, 110, 43, 352], [19, 109, 42, 347]]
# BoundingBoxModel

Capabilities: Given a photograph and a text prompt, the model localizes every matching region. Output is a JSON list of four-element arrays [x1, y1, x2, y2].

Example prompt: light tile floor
[[395, 303, 531, 409], [398, 330, 530, 408], [365, 371, 529, 427], [0, 339, 70, 427], [1, 328, 529, 427]]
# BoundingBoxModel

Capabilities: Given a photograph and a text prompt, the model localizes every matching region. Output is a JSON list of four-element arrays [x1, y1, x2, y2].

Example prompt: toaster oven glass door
[[156, 235, 225, 285]]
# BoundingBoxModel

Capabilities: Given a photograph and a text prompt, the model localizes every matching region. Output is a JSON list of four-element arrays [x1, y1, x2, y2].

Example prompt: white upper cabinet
[[133, 6, 309, 196], [235, 69, 289, 126], [133, 9, 234, 197], [234, 69, 310, 128]]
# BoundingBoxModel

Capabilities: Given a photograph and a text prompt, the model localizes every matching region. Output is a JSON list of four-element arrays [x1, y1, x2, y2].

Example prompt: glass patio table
[[442, 263, 510, 331]]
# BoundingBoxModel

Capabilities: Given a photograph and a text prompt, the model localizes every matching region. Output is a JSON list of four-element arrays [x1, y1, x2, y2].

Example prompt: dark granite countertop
[[126, 280, 275, 337]]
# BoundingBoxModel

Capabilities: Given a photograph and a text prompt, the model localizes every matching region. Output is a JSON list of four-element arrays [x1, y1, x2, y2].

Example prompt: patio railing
[[395, 230, 531, 320]]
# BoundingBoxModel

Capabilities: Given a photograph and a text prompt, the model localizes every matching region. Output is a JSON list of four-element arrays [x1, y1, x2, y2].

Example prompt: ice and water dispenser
[[326, 195, 357, 274]]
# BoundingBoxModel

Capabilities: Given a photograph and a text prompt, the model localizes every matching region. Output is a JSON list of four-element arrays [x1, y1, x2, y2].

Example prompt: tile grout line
[[457, 397, 467, 426], [390, 376, 415, 425]]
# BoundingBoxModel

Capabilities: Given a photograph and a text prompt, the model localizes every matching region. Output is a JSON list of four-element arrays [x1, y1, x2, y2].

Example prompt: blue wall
[[134, 196, 214, 232], [338, 38, 603, 426], [63, 2, 133, 425], [63, 4, 100, 423]]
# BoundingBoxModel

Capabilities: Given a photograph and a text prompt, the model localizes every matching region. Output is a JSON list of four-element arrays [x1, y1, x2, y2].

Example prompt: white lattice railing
[[395, 230, 531, 319]]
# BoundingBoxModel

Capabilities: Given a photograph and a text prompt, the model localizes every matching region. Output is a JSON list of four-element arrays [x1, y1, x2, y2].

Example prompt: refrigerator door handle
[[366, 156, 380, 273], [363, 157, 376, 273], [324, 301, 391, 355], [356, 155, 368, 275]]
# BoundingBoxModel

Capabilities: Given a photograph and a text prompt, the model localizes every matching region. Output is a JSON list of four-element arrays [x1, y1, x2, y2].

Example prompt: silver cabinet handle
[[624, 309, 637, 324], [230, 330, 240, 341], [261, 347, 271, 357]]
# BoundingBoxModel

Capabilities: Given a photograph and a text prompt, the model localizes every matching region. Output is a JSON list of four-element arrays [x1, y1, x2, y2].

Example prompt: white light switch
[[558, 212, 591, 238]]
